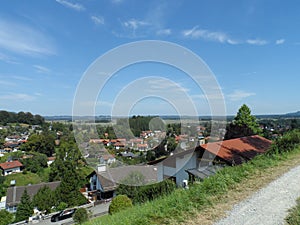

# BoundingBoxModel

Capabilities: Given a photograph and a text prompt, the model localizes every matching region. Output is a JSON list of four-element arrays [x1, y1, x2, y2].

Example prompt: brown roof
[[201, 135, 272, 165], [6, 181, 61, 207], [0, 160, 23, 170]]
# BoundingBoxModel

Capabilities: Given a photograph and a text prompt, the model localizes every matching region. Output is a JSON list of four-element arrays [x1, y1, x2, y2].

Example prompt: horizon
[[0, 1, 299, 116]]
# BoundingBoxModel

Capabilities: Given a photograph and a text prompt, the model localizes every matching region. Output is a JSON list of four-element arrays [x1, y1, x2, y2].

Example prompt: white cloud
[[123, 19, 149, 30], [227, 90, 255, 101], [156, 29, 171, 36], [34, 65, 51, 73], [246, 39, 268, 45], [182, 26, 238, 44], [0, 93, 36, 101], [0, 19, 55, 56], [55, 0, 85, 11], [275, 39, 285, 45], [91, 16, 104, 25]]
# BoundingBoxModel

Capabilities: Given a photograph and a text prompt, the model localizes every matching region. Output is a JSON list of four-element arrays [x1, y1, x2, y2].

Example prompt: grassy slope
[[85, 147, 300, 225], [4, 172, 42, 186]]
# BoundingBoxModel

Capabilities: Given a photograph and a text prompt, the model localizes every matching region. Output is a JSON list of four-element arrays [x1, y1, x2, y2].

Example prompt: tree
[[73, 208, 89, 224], [225, 104, 261, 140], [109, 195, 132, 215], [32, 186, 54, 214], [15, 189, 33, 222], [20, 133, 55, 156], [0, 210, 13, 225]]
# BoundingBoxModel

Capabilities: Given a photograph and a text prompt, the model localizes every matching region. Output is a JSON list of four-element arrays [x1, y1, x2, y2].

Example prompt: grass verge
[[285, 197, 300, 225], [85, 147, 300, 225]]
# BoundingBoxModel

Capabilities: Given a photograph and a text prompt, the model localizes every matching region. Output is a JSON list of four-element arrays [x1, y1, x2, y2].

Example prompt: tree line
[[0, 110, 45, 126]]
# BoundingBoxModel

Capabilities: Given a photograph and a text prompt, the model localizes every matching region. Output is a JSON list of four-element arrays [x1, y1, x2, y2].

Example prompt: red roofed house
[[0, 160, 23, 176], [154, 135, 271, 187]]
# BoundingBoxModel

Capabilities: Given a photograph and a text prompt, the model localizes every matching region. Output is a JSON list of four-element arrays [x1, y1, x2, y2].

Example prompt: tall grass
[[286, 197, 300, 225]]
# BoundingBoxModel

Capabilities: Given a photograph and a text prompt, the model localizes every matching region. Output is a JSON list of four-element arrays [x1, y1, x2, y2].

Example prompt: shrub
[[0, 210, 13, 225], [268, 130, 300, 155], [109, 195, 133, 215], [73, 208, 89, 224], [117, 179, 176, 204]]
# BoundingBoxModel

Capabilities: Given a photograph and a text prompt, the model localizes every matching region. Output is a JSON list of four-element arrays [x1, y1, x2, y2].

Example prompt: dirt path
[[214, 165, 300, 225]]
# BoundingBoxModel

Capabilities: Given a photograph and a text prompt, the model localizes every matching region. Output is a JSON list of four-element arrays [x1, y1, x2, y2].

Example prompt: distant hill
[[285, 111, 300, 117]]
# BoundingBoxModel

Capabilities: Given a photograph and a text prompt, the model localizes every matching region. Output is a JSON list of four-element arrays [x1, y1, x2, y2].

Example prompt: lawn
[[4, 172, 42, 186]]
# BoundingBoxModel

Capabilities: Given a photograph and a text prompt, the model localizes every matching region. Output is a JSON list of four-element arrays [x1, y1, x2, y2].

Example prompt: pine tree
[[225, 104, 261, 140], [15, 189, 33, 222], [32, 186, 54, 214]]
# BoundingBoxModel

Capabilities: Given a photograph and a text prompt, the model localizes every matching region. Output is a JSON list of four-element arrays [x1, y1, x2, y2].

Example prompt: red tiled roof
[[201, 135, 272, 165], [0, 160, 23, 170]]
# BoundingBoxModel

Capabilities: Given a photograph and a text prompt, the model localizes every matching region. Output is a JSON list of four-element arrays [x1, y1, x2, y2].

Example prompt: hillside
[[85, 145, 300, 225]]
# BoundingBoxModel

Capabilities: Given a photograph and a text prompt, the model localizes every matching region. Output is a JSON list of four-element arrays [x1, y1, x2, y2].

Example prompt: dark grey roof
[[6, 181, 61, 207], [186, 165, 223, 180], [92, 165, 158, 192]]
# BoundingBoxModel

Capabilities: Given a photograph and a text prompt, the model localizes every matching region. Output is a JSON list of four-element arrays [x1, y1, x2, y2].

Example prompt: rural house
[[87, 165, 157, 201], [5, 181, 61, 212], [0, 160, 23, 176], [154, 135, 272, 187]]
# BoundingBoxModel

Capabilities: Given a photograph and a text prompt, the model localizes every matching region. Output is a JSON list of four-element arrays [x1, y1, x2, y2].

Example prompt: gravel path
[[214, 165, 300, 225]]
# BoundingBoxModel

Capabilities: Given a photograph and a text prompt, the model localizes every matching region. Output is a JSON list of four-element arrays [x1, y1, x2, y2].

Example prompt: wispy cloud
[[182, 26, 238, 44], [246, 39, 268, 45], [34, 65, 51, 73], [0, 52, 18, 64], [275, 39, 285, 45], [91, 15, 104, 25], [0, 19, 55, 56], [123, 19, 149, 30], [156, 29, 171, 36], [0, 93, 36, 101], [227, 90, 255, 101], [117, 19, 150, 38], [148, 79, 189, 93], [55, 0, 85, 11]]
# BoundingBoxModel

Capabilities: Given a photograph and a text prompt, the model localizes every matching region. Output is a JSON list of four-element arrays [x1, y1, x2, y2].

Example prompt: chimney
[[97, 164, 107, 173]]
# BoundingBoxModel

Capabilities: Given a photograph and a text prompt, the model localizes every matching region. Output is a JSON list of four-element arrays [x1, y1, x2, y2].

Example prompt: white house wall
[[175, 152, 197, 186]]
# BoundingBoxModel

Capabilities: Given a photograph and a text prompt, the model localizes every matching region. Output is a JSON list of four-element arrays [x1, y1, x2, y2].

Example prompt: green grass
[[85, 147, 300, 225], [286, 197, 300, 225], [4, 172, 42, 186]]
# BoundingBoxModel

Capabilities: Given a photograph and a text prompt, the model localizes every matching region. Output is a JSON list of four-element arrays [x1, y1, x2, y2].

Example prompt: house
[[47, 157, 56, 166], [5, 181, 61, 212], [100, 154, 116, 165], [87, 165, 157, 201], [0, 160, 23, 176], [154, 135, 271, 187]]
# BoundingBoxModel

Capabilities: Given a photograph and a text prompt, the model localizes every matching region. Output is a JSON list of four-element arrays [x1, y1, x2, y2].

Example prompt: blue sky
[[0, 0, 299, 116]]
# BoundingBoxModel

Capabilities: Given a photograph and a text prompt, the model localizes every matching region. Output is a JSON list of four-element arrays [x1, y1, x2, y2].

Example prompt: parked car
[[50, 208, 77, 222]]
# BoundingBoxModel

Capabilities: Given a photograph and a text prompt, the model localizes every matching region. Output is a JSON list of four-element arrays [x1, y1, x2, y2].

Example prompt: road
[[214, 165, 300, 225], [33, 203, 110, 225]]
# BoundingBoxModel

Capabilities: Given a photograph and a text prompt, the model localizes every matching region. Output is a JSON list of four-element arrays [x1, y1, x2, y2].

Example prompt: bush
[[117, 179, 176, 204], [73, 208, 89, 224], [109, 195, 133, 215], [56, 202, 67, 211], [0, 210, 13, 225], [268, 130, 300, 155]]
